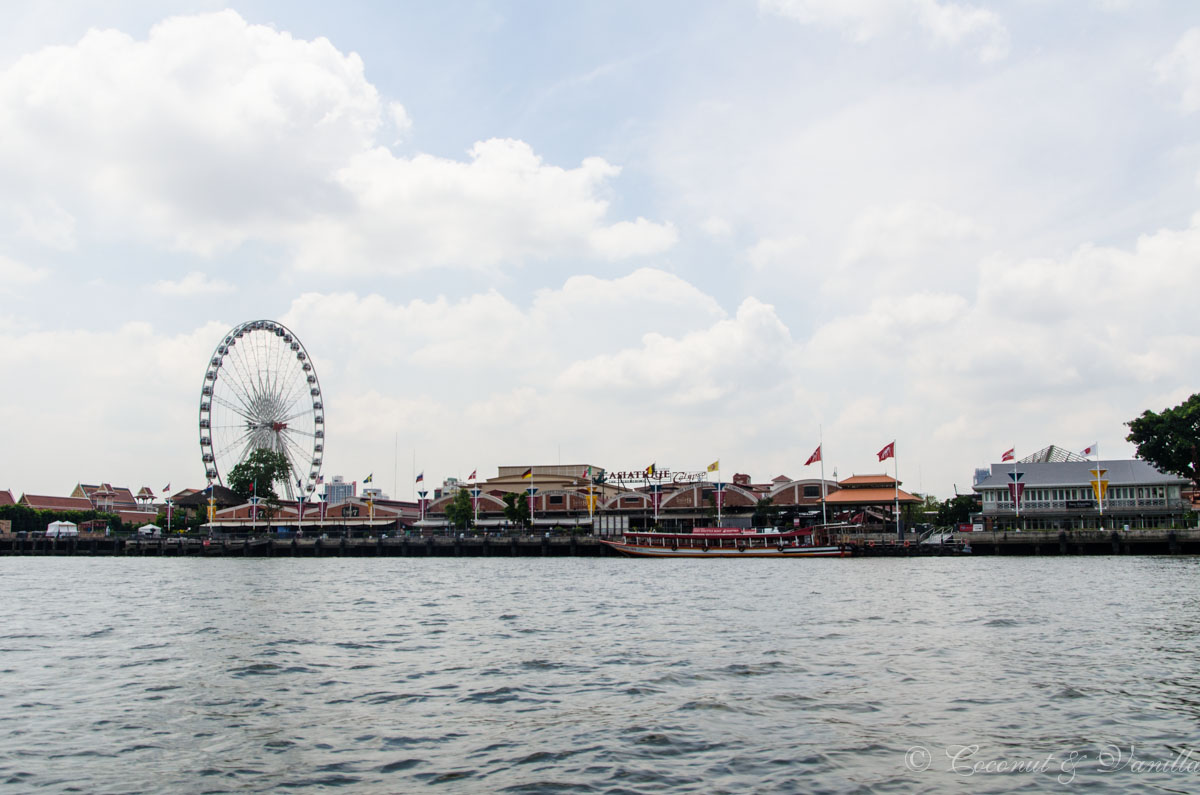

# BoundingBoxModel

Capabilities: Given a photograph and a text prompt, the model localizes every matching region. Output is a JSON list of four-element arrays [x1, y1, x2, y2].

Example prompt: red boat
[[600, 527, 847, 558]]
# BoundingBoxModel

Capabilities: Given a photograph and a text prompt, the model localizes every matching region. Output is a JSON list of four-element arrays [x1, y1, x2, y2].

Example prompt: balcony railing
[[982, 498, 1187, 514]]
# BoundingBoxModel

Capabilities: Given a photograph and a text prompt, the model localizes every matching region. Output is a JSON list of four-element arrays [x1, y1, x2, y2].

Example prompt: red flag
[[1001, 448, 1015, 462], [877, 441, 895, 461], [805, 445, 821, 466], [469, 469, 477, 481]]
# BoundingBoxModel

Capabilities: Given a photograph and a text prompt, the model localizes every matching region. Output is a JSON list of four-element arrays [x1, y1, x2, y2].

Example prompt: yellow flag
[[707, 460, 719, 473]]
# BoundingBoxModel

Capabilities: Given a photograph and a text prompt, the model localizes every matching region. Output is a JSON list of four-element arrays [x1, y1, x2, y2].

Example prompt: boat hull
[[601, 541, 846, 558]]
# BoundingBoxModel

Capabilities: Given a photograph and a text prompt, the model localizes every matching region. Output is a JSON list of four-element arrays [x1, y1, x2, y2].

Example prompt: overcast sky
[[3, 1, 1199, 501]]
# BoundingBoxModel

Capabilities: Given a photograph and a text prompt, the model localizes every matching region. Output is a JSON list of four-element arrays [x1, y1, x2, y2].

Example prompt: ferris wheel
[[199, 320, 324, 500]]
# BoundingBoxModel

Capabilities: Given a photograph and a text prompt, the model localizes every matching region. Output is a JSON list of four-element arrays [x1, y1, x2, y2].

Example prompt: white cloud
[[1157, 27, 1200, 112], [151, 271, 235, 296], [556, 297, 793, 403], [701, 216, 734, 238], [0, 254, 47, 290], [0, 11, 674, 273], [6, 216, 1199, 499], [747, 234, 808, 271], [388, 101, 413, 142], [761, 0, 1009, 61]]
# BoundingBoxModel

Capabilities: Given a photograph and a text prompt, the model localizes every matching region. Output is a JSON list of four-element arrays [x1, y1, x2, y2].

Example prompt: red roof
[[0, 490, 14, 506], [78, 483, 139, 507], [20, 494, 95, 511]]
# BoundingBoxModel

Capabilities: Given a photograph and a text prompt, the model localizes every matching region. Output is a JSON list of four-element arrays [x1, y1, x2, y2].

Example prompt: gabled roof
[[76, 483, 139, 507], [173, 485, 241, 508], [19, 494, 96, 511], [839, 474, 900, 488], [974, 460, 1187, 490], [0, 489, 14, 506], [825, 486, 920, 505]]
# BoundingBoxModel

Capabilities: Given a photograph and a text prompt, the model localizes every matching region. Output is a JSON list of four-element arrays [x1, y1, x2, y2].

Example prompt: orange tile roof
[[839, 474, 900, 487], [824, 487, 920, 504]]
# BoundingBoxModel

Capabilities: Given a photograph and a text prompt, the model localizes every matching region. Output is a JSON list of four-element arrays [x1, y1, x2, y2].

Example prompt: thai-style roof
[[838, 474, 900, 488], [0, 489, 14, 506], [19, 494, 97, 512], [824, 486, 920, 505], [172, 485, 242, 508]]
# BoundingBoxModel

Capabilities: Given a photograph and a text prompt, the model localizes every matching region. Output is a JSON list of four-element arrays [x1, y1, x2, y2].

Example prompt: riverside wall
[[2, 528, 1200, 557]]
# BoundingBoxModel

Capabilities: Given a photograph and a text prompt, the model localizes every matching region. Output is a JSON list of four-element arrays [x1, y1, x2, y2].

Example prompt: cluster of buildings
[[3, 483, 161, 529], [4, 444, 1194, 536]]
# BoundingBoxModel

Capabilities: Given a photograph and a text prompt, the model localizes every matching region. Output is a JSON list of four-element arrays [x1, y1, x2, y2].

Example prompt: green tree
[[752, 497, 779, 528], [502, 492, 530, 529], [226, 448, 292, 502], [1127, 394, 1200, 489], [936, 495, 977, 528], [445, 489, 474, 531]]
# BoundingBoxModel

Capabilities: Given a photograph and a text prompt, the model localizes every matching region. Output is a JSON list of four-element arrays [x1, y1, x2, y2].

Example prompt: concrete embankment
[[0, 534, 614, 557], [2, 529, 1198, 557], [845, 528, 1200, 556]]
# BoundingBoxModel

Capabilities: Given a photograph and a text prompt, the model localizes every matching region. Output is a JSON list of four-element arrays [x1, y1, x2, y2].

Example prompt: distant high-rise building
[[323, 475, 355, 504]]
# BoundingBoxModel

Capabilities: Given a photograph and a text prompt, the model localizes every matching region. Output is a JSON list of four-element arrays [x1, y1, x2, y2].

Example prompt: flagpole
[[717, 458, 722, 528], [1013, 448, 1020, 527], [894, 442, 901, 542], [819, 427, 827, 526]]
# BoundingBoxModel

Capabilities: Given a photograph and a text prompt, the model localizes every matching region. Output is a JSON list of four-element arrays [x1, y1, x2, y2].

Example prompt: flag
[[414, 472, 423, 483], [1001, 448, 1015, 462], [877, 441, 895, 461], [646, 463, 656, 476], [364, 473, 374, 483], [315, 474, 324, 485], [805, 446, 821, 466], [162, 482, 170, 492], [469, 469, 477, 481], [707, 460, 719, 473], [521, 468, 532, 479], [1079, 442, 1098, 457]]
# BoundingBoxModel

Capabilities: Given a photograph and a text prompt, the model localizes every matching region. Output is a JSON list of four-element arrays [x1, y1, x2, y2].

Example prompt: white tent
[[46, 520, 78, 537], [137, 524, 162, 537]]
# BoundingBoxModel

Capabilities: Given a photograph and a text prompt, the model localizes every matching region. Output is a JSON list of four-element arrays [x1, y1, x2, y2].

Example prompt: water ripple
[[1, 557, 1198, 792]]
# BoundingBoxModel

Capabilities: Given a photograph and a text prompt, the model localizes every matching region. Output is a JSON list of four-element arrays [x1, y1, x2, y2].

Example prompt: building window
[[803, 485, 820, 498], [549, 495, 564, 505]]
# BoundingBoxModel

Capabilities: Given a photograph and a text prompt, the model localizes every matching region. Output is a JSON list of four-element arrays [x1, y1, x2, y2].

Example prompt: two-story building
[[974, 450, 1190, 531]]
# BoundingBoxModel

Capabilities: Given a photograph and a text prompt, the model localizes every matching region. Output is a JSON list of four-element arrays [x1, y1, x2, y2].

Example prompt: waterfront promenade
[[3, 528, 1199, 557]]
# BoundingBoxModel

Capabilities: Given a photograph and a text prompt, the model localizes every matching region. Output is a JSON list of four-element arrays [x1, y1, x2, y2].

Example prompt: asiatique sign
[[606, 468, 709, 485]]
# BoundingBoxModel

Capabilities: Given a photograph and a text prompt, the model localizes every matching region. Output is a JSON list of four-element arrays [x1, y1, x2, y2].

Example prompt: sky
[[3, 0, 1199, 502]]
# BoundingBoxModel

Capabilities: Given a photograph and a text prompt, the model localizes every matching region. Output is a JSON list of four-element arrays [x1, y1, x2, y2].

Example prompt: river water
[[1, 556, 1198, 793]]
